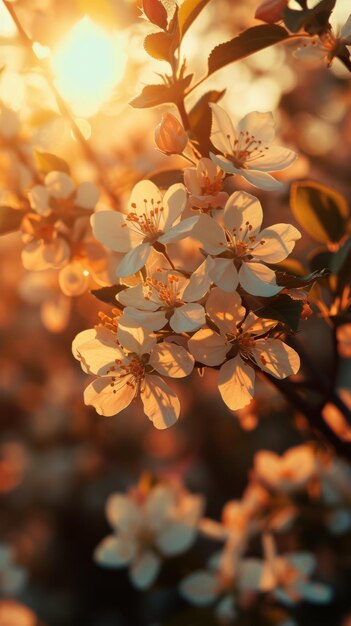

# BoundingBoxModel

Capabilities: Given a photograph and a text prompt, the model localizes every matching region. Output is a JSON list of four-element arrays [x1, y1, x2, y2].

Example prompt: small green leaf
[[283, 0, 336, 34], [130, 75, 193, 108], [275, 268, 329, 288], [178, 0, 212, 39], [207, 24, 289, 76], [90, 285, 125, 305], [188, 89, 225, 155], [0, 206, 26, 236], [34, 150, 70, 175], [290, 180, 349, 244], [255, 294, 303, 333], [144, 31, 174, 61]]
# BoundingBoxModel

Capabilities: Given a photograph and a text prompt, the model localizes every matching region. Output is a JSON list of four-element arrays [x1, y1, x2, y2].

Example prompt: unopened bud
[[143, 0, 168, 30], [154, 113, 188, 155], [255, 0, 288, 23]]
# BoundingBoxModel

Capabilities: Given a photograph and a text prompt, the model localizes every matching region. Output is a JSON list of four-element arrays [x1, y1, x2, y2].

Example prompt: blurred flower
[[91, 180, 197, 277], [184, 157, 229, 211], [73, 316, 194, 428], [209, 103, 296, 190], [254, 445, 316, 493], [0, 601, 37, 626], [256, 534, 332, 606], [194, 191, 301, 296], [0, 544, 26, 596], [95, 480, 203, 589], [188, 288, 300, 410], [294, 15, 351, 66], [154, 113, 188, 155], [337, 324, 351, 358]]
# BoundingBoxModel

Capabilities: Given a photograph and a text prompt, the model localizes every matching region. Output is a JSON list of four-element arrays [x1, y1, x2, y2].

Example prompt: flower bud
[[143, 0, 168, 30], [255, 0, 288, 23], [154, 113, 188, 155]]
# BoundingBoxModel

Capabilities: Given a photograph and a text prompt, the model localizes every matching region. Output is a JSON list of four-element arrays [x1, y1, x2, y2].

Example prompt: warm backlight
[[51, 16, 126, 117]]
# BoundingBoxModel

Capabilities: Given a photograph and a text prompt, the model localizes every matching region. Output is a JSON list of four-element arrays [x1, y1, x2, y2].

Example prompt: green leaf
[[290, 180, 349, 244], [0, 206, 26, 236], [255, 294, 303, 333], [34, 150, 70, 175], [188, 89, 225, 155], [144, 31, 175, 61], [178, 0, 212, 39], [275, 268, 329, 288], [283, 0, 336, 34], [130, 75, 193, 108], [309, 237, 351, 293], [207, 24, 289, 77], [90, 285, 125, 305]]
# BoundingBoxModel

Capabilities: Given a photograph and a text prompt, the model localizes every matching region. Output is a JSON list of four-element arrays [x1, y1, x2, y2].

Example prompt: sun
[[51, 16, 127, 117]]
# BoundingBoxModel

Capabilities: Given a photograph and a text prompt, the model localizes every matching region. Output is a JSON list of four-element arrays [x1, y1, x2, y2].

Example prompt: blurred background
[[0, 0, 351, 624]]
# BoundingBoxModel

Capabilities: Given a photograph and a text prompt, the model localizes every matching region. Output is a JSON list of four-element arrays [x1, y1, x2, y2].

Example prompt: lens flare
[[51, 16, 126, 117]]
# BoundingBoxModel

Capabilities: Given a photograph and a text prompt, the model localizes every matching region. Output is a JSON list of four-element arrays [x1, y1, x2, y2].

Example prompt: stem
[[176, 98, 190, 131], [3, 0, 120, 207], [162, 249, 175, 269], [263, 374, 351, 462]]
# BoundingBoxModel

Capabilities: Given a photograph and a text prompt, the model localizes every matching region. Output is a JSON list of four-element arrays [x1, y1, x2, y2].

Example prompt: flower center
[[107, 354, 146, 394], [145, 273, 181, 308], [201, 173, 223, 196], [124, 197, 164, 243], [226, 130, 269, 168]]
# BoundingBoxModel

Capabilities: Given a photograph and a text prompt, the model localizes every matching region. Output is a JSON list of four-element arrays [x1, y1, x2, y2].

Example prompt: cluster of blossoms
[[72, 105, 302, 427], [96, 444, 351, 621], [18, 170, 120, 330]]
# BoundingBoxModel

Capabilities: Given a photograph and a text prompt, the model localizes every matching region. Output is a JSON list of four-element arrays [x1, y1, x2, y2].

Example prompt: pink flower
[[155, 113, 188, 155], [184, 157, 229, 211]]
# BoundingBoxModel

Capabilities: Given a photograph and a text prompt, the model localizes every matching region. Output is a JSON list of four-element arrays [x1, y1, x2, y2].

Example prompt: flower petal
[[141, 375, 180, 429], [180, 570, 219, 605], [209, 152, 236, 175], [170, 303, 205, 333], [123, 307, 168, 331], [94, 535, 136, 568], [251, 338, 300, 378], [238, 111, 275, 145], [106, 494, 142, 533], [158, 216, 199, 244], [188, 328, 228, 366], [129, 180, 162, 217], [117, 284, 158, 311], [84, 376, 136, 416], [28, 185, 50, 215], [209, 257, 239, 292], [45, 171, 74, 198], [116, 243, 151, 277], [193, 214, 227, 255], [218, 355, 255, 411], [91, 210, 142, 252], [129, 550, 161, 590], [223, 191, 263, 236], [210, 103, 237, 155], [117, 316, 157, 354], [239, 261, 281, 296], [162, 183, 188, 230], [253, 224, 301, 263], [149, 342, 194, 377], [157, 522, 197, 556], [206, 287, 245, 334], [241, 169, 283, 190], [253, 146, 296, 172], [182, 257, 213, 302]]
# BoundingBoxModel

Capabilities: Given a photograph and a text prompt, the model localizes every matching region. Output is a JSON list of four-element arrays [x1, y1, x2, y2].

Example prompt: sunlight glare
[[0, 3, 17, 38], [51, 16, 126, 117]]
